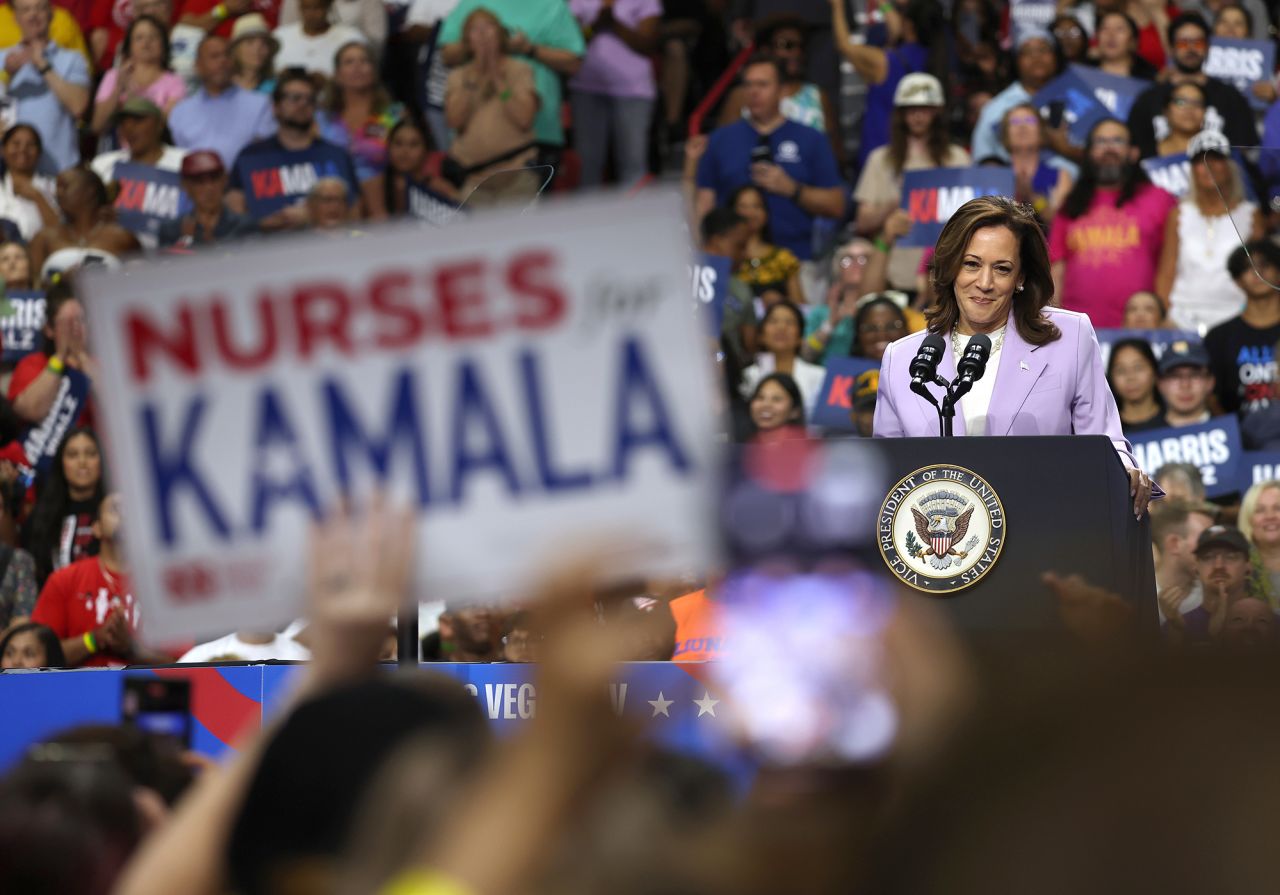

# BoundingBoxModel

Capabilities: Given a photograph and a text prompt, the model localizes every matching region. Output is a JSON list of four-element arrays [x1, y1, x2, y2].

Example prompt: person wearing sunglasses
[[226, 68, 363, 230], [718, 15, 840, 162], [1123, 11, 1256, 160]]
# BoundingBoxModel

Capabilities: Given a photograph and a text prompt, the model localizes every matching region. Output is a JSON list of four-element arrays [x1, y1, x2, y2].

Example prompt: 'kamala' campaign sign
[[237, 147, 355, 220], [0, 290, 44, 365], [691, 253, 731, 336], [1204, 37, 1275, 111], [810, 356, 878, 430], [113, 163, 193, 247], [899, 168, 1014, 248], [1130, 415, 1243, 498], [1242, 451, 1280, 488], [1096, 329, 1201, 366], [81, 192, 720, 641], [1031, 69, 1112, 146]]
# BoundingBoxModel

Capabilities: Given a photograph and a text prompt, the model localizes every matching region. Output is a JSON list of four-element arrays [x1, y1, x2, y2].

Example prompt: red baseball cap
[[181, 150, 225, 178]]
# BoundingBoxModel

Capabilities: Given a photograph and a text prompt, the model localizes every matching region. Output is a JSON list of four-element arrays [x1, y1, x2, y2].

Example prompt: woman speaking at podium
[[873, 195, 1154, 517]]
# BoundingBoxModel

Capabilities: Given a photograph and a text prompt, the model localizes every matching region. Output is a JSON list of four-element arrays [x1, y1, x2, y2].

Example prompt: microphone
[[950, 334, 992, 401], [909, 333, 946, 393]]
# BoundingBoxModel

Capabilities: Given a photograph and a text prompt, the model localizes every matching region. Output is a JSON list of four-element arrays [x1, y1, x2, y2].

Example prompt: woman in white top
[[0, 125, 57, 241], [739, 300, 827, 418], [273, 0, 368, 78], [1156, 129, 1263, 333]]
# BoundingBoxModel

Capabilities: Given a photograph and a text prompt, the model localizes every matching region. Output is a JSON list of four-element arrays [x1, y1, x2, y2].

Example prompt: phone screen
[[121, 677, 192, 749]]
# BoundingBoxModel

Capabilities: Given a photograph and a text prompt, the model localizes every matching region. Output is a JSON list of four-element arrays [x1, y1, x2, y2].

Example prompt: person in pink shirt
[[568, 0, 660, 188], [88, 13, 187, 138], [1049, 118, 1176, 330]]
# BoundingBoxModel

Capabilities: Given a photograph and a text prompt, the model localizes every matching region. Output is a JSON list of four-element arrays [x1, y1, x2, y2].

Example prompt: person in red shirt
[[176, 0, 278, 42], [7, 278, 96, 430], [32, 492, 171, 666]]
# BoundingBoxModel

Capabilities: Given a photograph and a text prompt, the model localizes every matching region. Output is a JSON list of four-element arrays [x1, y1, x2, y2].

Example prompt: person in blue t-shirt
[[693, 56, 844, 263], [226, 69, 363, 231]]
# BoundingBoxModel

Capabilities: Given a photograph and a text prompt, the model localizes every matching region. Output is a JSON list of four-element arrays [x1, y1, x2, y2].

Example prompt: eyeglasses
[[1174, 37, 1207, 50], [1170, 96, 1205, 109], [1008, 113, 1040, 126], [840, 253, 870, 268], [1053, 25, 1082, 38]]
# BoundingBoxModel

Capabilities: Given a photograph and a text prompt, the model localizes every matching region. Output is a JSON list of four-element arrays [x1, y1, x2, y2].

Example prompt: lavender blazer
[[873, 307, 1138, 468]]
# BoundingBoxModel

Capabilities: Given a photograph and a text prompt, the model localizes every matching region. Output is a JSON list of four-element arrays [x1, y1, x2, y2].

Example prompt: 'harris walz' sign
[[1130, 415, 1243, 498]]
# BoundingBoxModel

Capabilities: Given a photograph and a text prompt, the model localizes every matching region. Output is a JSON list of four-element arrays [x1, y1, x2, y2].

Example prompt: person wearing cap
[[88, 13, 187, 138], [1155, 129, 1262, 333], [969, 27, 1063, 166], [853, 72, 969, 294], [0, 0, 90, 174], [158, 148, 257, 248], [1207, 241, 1280, 433], [1049, 118, 1176, 329], [830, 0, 946, 169], [850, 368, 878, 437], [1155, 343, 1216, 428], [229, 12, 278, 93], [1163, 524, 1254, 644], [1123, 12, 1256, 160], [89, 97, 187, 185], [168, 34, 276, 170], [694, 55, 843, 264]]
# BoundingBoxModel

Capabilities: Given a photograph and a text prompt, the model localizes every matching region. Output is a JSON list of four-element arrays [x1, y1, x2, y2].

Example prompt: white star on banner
[[648, 692, 673, 717], [694, 691, 719, 718]]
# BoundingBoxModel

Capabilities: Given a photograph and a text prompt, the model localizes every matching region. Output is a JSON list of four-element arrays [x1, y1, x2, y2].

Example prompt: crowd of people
[[0, 0, 1276, 891]]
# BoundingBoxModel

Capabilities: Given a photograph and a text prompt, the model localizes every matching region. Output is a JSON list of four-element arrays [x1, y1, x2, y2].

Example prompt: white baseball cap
[[894, 73, 945, 108]]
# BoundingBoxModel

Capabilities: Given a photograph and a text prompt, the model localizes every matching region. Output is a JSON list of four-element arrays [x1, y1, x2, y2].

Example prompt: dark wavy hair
[[729, 184, 774, 245], [926, 195, 1060, 346], [1060, 118, 1150, 220], [382, 116, 432, 217], [121, 14, 171, 69], [852, 296, 908, 358], [0, 621, 65, 668], [1106, 337, 1164, 413], [749, 372, 805, 428], [756, 300, 806, 356], [888, 102, 951, 175], [24, 426, 106, 585]]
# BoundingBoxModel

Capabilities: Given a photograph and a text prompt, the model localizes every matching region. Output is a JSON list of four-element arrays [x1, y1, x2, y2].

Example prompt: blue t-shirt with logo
[[229, 136, 361, 221], [695, 119, 843, 261]]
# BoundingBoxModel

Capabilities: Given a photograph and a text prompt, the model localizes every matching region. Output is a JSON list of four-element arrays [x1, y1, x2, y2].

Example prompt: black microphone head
[[957, 333, 992, 379], [910, 332, 946, 382], [966, 334, 992, 355]]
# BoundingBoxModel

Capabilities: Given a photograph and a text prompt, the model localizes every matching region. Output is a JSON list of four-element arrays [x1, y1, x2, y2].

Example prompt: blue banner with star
[[0, 662, 733, 770]]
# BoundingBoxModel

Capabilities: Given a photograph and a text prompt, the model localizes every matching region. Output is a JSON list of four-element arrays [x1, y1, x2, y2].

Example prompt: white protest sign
[[81, 192, 720, 641]]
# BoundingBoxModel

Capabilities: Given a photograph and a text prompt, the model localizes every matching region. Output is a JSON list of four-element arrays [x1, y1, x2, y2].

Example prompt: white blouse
[[954, 326, 1004, 436]]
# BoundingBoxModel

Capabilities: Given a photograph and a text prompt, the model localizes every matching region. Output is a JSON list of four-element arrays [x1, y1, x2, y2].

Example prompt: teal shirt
[[804, 306, 855, 363], [440, 0, 586, 147]]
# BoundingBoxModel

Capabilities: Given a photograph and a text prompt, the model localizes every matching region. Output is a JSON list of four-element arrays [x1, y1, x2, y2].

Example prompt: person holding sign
[[1205, 240, 1280, 426], [370, 117, 460, 220], [89, 97, 187, 185], [874, 195, 1155, 516], [1156, 129, 1261, 332]]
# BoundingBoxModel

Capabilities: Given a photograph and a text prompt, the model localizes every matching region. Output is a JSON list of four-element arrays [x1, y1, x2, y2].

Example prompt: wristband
[[873, 237, 891, 254], [791, 182, 803, 203], [381, 870, 475, 895], [499, 87, 512, 102], [83, 631, 97, 654], [806, 334, 826, 352], [46, 355, 64, 374], [212, 3, 229, 20], [36, 61, 51, 75]]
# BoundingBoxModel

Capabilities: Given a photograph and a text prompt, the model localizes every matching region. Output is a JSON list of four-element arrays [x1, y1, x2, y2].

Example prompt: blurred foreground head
[[869, 654, 1280, 893], [228, 672, 490, 895]]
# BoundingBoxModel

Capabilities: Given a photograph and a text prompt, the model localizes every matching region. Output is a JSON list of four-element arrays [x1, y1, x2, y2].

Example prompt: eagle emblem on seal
[[907, 490, 977, 570]]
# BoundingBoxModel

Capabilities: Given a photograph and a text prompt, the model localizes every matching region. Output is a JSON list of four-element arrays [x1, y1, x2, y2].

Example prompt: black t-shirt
[[1125, 76, 1257, 159], [1122, 409, 1169, 434], [1203, 315, 1280, 418]]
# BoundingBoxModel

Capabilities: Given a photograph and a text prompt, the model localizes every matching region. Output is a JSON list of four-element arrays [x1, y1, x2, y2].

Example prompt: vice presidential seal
[[878, 464, 1005, 595]]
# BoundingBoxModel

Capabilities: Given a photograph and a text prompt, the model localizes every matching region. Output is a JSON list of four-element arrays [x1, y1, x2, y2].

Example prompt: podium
[[865, 435, 1158, 637]]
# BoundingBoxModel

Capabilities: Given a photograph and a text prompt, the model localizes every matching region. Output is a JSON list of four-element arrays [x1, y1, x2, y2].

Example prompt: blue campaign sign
[[691, 253, 732, 336], [899, 167, 1014, 248], [0, 289, 44, 365], [809, 356, 879, 429], [1205, 37, 1275, 111], [112, 162, 193, 244], [1069, 64, 1147, 122], [1095, 328, 1201, 366], [1031, 70, 1112, 146], [1130, 415, 1244, 498], [406, 179, 463, 227], [1008, 0, 1056, 40], [1141, 150, 1257, 201], [239, 147, 352, 219], [1241, 451, 1280, 489]]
